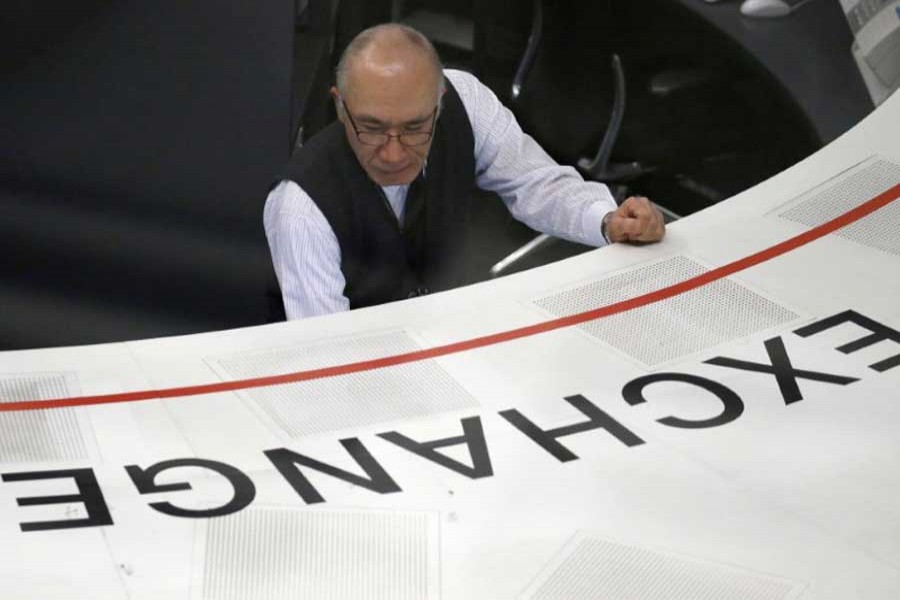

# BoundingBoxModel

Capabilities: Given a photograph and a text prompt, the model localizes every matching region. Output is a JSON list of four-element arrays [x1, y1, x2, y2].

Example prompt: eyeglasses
[[341, 99, 438, 147]]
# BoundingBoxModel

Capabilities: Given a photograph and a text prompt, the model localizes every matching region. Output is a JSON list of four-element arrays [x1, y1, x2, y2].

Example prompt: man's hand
[[604, 196, 666, 244]]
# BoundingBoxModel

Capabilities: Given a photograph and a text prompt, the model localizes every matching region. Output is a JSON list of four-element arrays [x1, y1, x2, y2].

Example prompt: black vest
[[282, 79, 475, 309]]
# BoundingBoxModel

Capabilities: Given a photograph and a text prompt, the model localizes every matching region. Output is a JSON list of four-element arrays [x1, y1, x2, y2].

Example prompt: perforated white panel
[[522, 534, 804, 600], [0, 373, 88, 462], [776, 157, 900, 256], [199, 508, 438, 600], [533, 256, 798, 367], [209, 331, 477, 437]]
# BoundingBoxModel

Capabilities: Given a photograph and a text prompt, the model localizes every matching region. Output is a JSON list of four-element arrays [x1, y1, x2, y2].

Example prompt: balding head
[[329, 23, 446, 186], [335, 23, 445, 100]]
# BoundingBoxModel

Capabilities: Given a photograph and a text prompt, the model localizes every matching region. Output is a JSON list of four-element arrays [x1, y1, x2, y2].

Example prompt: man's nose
[[377, 136, 407, 163]]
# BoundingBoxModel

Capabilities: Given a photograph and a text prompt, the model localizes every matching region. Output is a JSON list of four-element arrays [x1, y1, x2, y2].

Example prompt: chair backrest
[[508, 0, 619, 166]]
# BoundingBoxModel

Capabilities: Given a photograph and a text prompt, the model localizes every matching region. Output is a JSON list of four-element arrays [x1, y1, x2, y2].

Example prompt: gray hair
[[334, 23, 446, 98]]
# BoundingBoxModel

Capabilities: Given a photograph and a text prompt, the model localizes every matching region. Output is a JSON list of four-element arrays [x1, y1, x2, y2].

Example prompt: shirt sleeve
[[263, 180, 351, 320], [444, 69, 616, 247]]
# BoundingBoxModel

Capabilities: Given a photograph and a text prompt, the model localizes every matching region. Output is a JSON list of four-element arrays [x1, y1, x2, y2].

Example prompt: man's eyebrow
[[355, 114, 387, 127], [356, 112, 433, 128], [403, 115, 432, 126]]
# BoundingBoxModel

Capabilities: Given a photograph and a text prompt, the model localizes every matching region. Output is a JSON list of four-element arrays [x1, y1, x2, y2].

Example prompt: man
[[265, 23, 665, 320]]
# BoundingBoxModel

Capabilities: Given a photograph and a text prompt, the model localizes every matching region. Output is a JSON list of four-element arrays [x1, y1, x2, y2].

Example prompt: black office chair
[[510, 0, 649, 185], [291, 0, 344, 148], [490, 0, 685, 277]]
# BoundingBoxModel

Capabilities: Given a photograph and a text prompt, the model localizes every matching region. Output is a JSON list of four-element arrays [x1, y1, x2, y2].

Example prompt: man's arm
[[445, 69, 614, 246], [264, 180, 350, 319], [445, 69, 664, 246]]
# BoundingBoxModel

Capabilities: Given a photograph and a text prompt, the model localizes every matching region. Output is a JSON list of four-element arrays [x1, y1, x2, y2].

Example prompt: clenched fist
[[603, 195, 666, 244]]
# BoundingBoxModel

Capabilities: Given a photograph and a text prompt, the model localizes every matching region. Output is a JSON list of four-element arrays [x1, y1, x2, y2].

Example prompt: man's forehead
[[349, 101, 435, 127], [343, 72, 438, 123], [342, 62, 439, 96], [355, 53, 409, 79]]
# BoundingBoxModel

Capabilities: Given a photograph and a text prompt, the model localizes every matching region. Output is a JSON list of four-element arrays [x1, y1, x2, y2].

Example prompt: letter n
[[264, 438, 400, 504]]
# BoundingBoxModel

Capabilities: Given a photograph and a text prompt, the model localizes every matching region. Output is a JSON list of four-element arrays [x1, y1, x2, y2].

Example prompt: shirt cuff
[[582, 201, 616, 247]]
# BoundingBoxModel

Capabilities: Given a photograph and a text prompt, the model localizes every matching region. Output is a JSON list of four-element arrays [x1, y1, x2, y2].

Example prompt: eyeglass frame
[[340, 98, 439, 147]]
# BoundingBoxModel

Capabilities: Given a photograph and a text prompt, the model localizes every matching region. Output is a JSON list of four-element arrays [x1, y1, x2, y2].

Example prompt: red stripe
[[4, 182, 899, 413]]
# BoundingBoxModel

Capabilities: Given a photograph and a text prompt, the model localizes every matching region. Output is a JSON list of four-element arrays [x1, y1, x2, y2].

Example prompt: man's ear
[[330, 86, 343, 120]]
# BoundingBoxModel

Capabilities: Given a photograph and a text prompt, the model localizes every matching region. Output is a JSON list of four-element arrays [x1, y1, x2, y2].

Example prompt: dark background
[[1, 0, 301, 349]]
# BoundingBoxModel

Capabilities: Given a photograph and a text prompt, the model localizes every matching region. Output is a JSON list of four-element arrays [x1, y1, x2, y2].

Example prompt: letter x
[[705, 336, 858, 404]]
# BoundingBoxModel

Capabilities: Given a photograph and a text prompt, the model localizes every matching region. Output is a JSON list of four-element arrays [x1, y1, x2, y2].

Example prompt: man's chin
[[369, 167, 418, 187]]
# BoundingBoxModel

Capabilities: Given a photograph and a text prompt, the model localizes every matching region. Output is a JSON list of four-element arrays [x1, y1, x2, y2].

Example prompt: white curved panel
[[1, 94, 899, 599]]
